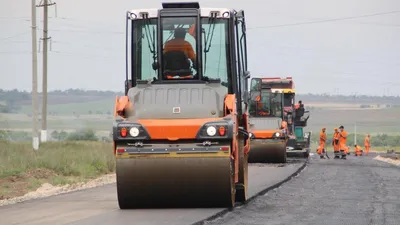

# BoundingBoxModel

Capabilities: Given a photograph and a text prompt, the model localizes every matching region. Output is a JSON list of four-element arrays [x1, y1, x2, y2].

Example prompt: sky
[[0, 0, 399, 96]]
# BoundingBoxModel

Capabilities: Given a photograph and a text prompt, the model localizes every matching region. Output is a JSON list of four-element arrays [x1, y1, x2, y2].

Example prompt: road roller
[[112, 2, 251, 209], [260, 77, 311, 158], [247, 78, 288, 163]]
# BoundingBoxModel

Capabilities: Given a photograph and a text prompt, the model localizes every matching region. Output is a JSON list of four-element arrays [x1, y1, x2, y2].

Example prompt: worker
[[317, 127, 327, 159], [281, 120, 288, 134], [295, 100, 303, 109], [345, 145, 350, 155], [332, 128, 340, 159], [364, 134, 371, 156], [354, 144, 363, 156], [255, 94, 271, 116], [164, 27, 196, 66], [338, 125, 348, 159]]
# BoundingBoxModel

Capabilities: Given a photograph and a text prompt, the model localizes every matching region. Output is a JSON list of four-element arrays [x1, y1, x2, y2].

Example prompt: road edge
[[192, 158, 309, 225]]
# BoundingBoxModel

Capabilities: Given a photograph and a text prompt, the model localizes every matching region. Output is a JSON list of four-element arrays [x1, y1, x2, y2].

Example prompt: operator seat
[[163, 51, 192, 79]]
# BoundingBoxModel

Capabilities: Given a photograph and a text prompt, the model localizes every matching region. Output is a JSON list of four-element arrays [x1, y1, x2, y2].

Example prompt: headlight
[[129, 127, 139, 137], [249, 132, 254, 138], [206, 126, 217, 136], [274, 132, 280, 137]]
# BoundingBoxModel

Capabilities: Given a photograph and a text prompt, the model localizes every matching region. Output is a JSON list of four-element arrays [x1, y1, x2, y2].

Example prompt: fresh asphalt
[[204, 153, 400, 225]]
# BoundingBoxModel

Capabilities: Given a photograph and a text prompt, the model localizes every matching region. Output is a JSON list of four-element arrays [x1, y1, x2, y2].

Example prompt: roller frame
[[235, 133, 248, 202]]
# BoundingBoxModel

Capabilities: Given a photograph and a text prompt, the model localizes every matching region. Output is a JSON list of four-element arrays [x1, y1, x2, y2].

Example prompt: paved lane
[[0, 159, 306, 225], [205, 154, 400, 225]]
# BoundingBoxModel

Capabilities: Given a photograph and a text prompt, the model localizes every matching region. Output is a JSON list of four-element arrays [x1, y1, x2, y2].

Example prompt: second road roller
[[260, 77, 312, 158], [112, 2, 251, 209], [247, 78, 288, 163]]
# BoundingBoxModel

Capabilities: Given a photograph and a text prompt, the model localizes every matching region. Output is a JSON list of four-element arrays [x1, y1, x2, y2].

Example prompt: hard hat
[[322, 127, 326, 130]]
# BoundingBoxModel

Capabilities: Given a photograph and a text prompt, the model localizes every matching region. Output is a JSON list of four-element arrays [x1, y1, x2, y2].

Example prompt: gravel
[[374, 155, 400, 166], [0, 173, 116, 207]]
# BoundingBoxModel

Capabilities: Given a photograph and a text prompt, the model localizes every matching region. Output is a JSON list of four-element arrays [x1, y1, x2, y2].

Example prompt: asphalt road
[[0, 159, 305, 225], [205, 153, 400, 225]]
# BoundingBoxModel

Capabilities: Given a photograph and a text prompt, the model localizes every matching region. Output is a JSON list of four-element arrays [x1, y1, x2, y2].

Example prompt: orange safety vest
[[164, 39, 196, 61], [320, 131, 326, 145], [339, 131, 348, 150], [364, 136, 370, 147]]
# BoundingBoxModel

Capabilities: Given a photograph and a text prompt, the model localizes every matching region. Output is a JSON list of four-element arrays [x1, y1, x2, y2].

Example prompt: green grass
[[0, 141, 115, 179], [0, 141, 115, 199]]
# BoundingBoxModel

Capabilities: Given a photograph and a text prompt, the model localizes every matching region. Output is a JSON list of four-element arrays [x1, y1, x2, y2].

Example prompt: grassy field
[[19, 98, 115, 116], [0, 141, 114, 200], [3, 105, 400, 135], [305, 107, 400, 134]]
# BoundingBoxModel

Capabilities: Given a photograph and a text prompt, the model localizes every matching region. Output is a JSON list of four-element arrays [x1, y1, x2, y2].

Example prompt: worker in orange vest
[[354, 144, 363, 156], [332, 128, 341, 159], [317, 127, 327, 159], [281, 120, 288, 134], [164, 28, 196, 63], [338, 125, 348, 159], [345, 145, 350, 155], [364, 134, 371, 156]]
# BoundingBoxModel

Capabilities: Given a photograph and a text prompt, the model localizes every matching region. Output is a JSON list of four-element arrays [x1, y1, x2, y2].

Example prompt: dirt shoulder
[[0, 141, 115, 205], [374, 155, 400, 166]]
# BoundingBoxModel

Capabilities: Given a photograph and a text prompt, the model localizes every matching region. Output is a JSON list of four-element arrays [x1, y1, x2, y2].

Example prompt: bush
[[51, 130, 68, 141], [66, 129, 98, 141], [0, 130, 31, 141]]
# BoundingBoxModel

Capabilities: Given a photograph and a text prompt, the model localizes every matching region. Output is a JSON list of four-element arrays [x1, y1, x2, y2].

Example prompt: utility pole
[[37, 0, 56, 142], [354, 121, 357, 145], [31, 0, 39, 150]]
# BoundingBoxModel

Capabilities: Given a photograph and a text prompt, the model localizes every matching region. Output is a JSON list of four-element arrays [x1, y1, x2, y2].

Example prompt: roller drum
[[116, 156, 235, 209], [248, 140, 287, 163]]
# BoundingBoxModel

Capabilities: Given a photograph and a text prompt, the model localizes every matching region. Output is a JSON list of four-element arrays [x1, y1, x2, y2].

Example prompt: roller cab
[[247, 78, 287, 163], [113, 2, 251, 209]]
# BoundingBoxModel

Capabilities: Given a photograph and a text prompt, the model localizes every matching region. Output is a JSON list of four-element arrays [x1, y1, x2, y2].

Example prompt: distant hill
[[1, 88, 399, 114]]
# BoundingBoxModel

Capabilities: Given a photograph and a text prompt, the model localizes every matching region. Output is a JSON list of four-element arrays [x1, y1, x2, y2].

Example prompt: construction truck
[[112, 2, 251, 209], [256, 77, 311, 158], [247, 78, 288, 163]]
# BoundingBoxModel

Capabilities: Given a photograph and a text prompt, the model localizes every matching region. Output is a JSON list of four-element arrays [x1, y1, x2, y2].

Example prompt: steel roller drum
[[248, 140, 287, 163], [116, 154, 235, 209]]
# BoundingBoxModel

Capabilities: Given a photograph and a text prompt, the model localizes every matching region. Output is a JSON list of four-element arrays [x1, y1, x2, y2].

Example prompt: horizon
[[1, 88, 399, 98]]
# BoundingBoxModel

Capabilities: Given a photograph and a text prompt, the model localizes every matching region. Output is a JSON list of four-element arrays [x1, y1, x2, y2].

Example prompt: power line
[[49, 28, 123, 34], [248, 10, 400, 29]]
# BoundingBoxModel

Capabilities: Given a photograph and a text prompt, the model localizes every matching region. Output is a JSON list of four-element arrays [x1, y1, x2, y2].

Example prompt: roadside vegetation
[[0, 139, 114, 200]]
